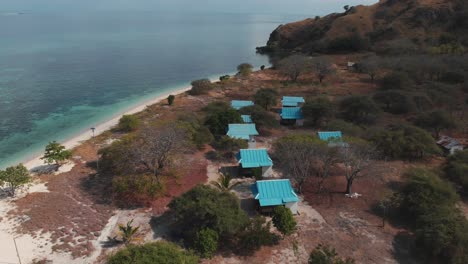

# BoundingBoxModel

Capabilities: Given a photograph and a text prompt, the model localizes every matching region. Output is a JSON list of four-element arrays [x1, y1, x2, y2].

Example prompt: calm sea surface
[[0, 10, 307, 168]]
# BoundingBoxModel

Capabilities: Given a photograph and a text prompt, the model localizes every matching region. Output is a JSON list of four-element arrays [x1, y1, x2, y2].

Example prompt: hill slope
[[259, 0, 468, 54]]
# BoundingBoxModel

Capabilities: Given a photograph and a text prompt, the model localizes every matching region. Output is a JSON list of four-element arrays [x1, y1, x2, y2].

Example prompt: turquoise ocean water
[[0, 9, 307, 168]]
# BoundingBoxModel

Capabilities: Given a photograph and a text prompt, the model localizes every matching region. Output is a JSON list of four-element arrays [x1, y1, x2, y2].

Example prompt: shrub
[[112, 174, 165, 204], [327, 33, 369, 52], [339, 96, 380, 124], [302, 97, 335, 127], [107, 241, 199, 264], [204, 107, 242, 135], [309, 244, 355, 264], [168, 185, 249, 242], [372, 90, 411, 114], [254, 88, 278, 110], [272, 206, 297, 235], [445, 150, 468, 192], [237, 63, 253, 76], [239, 105, 279, 129], [117, 115, 140, 132], [0, 164, 31, 197], [192, 228, 218, 258], [414, 110, 457, 138], [380, 72, 411, 90], [189, 79, 212, 95], [212, 136, 247, 153], [325, 119, 364, 137], [236, 216, 280, 256], [167, 95, 175, 106], [260, 65, 265, 70], [219, 75, 230, 81]]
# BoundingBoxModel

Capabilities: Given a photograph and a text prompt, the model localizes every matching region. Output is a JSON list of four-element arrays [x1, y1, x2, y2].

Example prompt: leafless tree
[[277, 54, 311, 82], [339, 140, 376, 195], [314, 145, 340, 192], [359, 56, 380, 82], [310, 56, 334, 83]]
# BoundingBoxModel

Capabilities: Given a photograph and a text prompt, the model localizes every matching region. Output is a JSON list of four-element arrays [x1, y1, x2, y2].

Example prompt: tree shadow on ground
[[392, 231, 420, 264], [150, 211, 175, 241], [79, 161, 114, 206]]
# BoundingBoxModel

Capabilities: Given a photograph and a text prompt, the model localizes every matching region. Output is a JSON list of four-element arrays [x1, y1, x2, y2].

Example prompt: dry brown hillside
[[258, 0, 468, 54]]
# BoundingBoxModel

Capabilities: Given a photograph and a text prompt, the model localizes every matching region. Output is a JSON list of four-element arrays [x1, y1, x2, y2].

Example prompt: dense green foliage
[[272, 206, 297, 235], [370, 125, 440, 160], [394, 168, 468, 263], [372, 90, 411, 114], [414, 110, 457, 137], [339, 96, 380, 124], [237, 63, 253, 76], [445, 150, 468, 192], [0, 164, 31, 197], [41, 141, 72, 167], [239, 105, 279, 129], [204, 105, 242, 135], [107, 241, 199, 264], [236, 216, 279, 256], [254, 88, 278, 110], [189, 79, 213, 95], [168, 185, 249, 242], [193, 228, 219, 258], [325, 119, 364, 137], [302, 97, 335, 127], [167, 95, 175, 106], [117, 115, 140, 132], [212, 136, 247, 153], [309, 244, 355, 264]]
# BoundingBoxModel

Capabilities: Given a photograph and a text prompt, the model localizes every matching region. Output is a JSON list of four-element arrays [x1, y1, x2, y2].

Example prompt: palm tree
[[210, 173, 240, 192], [118, 219, 140, 246]]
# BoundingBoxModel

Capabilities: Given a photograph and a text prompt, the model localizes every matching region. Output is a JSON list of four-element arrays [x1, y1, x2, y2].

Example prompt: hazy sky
[[3, 0, 378, 15]]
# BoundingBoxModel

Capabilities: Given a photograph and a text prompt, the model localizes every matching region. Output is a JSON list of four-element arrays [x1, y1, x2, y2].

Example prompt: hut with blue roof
[[227, 124, 259, 148], [241, 115, 253, 123], [237, 148, 273, 177], [280, 107, 304, 126], [282, 96, 305, 107], [318, 131, 348, 147], [231, 100, 254, 110], [251, 179, 299, 214]]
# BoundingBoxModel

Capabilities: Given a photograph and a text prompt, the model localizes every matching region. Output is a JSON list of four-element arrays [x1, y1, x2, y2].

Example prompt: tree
[[254, 88, 278, 110], [359, 56, 380, 82], [302, 97, 335, 127], [339, 138, 376, 194], [340, 96, 380, 124], [239, 105, 279, 129], [117, 115, 140, 132], [189, 79, 212, 95], [372, 90, 411, 114], [370, 125, 441, 160], [212, 136, 247, 153], [193, 228, 218, 258], [326, 119, 364, 137], [237, 63, 253, 77], [273, 135, 331, 193], [0, 164, 31, 197], [205, 108, 242, 135], [309, 244, 355, 264], [210, 173, 240, 192], [414, 110, 457, 138], [236, 216, 279, 256], [445, 149, 468, 191], [107, 241, 199, 264], [277, 54, 311, 82], [343, 5, 350, 11], [41, 141, 72, 169], [118, 219, 140, 246], [310, 56, 334, 83], [380, 72, 411, 90], [168, 185, 249, 242], [167, 95, 175, 106], [272, 206, 297, 235]]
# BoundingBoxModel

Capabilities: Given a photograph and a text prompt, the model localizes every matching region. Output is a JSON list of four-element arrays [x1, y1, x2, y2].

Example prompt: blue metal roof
[[231, 100, 254, 110], [227, 124, 259, 140], [241, 115, 253, 123], [237, 149, 273, 168], [280, 107, 304, 120], [318, 131, 343, 141], [282, 96, 305, 107], [251, 179, 299, 207]]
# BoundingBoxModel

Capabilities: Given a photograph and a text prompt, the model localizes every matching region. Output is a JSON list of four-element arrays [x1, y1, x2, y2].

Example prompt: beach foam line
[[23, 85, 193, 170]]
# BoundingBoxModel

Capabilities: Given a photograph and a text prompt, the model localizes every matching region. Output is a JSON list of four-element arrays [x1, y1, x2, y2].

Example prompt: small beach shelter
[[282, 96, 305, 107], [251, 179, 299, 214], [241, 115, 253, 123], [227, 124, 259, 145], [231, 100, 254, 110], [280, 107, 304, 126], [237, 149, 273, 177]]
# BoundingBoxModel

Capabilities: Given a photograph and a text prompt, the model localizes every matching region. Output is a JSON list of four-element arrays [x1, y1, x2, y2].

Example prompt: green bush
[[192, 228, 218, 258], [239, 105, 279, 129], [372, 90, 412, 114], [236, 216, 280, 256], [272, 206, 297, 235], [219, 75, 230, 81], [212, 136, 247, 153], [339, 96, 380, 124], [325, 119, 364, 137], [107, 241, 199, 264], [0, 164, 31, 197], [167, 95, 175, 106], [168, 185, 249, 242], [205, 108, 242, 135], [237, 63, 253, 76], [302, 97, 335, 127], [112, 174, 165, 202], [117, 115, 140, 132], [309, 244, 355, 264], [254, 88, 278, 110], [414, 110, 457, 138], [189, 79, 212, 95], [445, 150, 468, 192]]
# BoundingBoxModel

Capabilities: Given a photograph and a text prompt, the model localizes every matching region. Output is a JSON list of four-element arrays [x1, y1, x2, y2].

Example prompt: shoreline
[[23, 84, 195, 170]]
